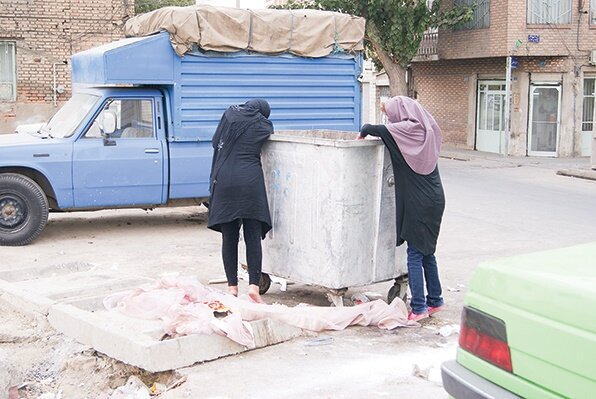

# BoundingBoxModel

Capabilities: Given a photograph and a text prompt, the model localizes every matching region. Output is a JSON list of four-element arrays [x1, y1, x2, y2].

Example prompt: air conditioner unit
[[590, 50, 596, 66]]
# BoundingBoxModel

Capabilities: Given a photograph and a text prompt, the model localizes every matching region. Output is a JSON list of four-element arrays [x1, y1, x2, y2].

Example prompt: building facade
[[0, 0, 134, 133], [411, 0, 596, 157]]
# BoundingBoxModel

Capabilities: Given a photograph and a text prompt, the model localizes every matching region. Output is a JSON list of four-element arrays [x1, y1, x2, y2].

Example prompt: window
[[591, 0, 596, 25], [454, 0, 490, 30], [0, 42, 16, 101], [42, 93, 99, 138], [85, 98, 155, 139], [527, 0, 571, 24], [582, 78, 595, 132]]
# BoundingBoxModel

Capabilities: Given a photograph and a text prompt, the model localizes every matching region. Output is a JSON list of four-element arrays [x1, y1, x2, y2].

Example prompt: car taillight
[[459, 306, 513, 373]]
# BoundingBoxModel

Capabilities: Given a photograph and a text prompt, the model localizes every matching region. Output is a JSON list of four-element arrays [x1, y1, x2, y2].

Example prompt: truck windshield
[[42, 93, 100, 138]]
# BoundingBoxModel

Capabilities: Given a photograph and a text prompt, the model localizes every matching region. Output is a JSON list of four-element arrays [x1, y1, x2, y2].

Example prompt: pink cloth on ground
[[103, 277, 415, 348]]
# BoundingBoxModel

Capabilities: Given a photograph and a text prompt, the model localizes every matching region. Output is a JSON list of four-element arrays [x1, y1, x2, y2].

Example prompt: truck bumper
[[441, 360, 522, 399]]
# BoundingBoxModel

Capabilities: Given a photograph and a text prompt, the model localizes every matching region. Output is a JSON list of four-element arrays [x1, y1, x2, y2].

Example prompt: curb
[[440, 152, 471, 162], [556, 169, 596, 181]]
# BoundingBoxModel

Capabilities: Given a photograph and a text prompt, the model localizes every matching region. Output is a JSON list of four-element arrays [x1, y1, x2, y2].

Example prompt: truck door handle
[[144, 148, 160, 154]]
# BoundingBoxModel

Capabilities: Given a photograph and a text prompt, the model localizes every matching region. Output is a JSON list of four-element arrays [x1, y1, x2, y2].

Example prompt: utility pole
[[503, 56, 512, 158], [504, 40, 523, 158]]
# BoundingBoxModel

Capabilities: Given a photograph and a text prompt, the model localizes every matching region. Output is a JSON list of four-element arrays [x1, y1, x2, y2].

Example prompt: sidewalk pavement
[[440, 146, 596, 181]]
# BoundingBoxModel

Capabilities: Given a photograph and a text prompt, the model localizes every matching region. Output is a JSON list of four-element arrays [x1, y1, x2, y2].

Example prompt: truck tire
[[0, 173, 49, 246]]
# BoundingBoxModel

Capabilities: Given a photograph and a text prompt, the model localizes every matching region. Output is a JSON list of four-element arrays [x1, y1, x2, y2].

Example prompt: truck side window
[[119, 99, 155, 139], [83, 99, 154, 139]]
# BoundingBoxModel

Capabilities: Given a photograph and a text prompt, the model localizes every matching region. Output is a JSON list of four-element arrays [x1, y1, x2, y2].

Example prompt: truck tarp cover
[[124, 5, 365, 58]]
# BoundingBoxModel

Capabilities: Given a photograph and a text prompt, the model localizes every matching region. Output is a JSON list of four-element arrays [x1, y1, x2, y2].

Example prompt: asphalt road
[[1, 153, 595, 398]]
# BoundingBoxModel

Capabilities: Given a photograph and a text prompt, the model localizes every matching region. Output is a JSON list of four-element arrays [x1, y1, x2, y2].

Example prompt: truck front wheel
[[0, 174, 49, 246]]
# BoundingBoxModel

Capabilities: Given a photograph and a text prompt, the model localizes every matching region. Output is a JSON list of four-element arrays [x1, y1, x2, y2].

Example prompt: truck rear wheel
[[0, 174, 49, 246]]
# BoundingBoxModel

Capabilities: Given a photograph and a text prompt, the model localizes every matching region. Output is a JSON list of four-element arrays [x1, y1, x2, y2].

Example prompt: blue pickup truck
[[0, 32, 362, 246]]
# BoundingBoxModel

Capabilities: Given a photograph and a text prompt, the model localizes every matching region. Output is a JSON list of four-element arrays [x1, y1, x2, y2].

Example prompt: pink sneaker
[[408, 311, 429, 322], [428, 305, 445, 316]]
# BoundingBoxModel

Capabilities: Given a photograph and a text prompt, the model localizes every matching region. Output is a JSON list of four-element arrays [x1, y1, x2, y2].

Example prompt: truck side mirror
[[100, 110, 117, 146], [101, 110, 117, 135]]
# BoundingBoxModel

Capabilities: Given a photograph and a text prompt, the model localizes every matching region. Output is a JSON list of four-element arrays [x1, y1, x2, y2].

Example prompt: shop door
[[476, 81, 506, 154], [528, 85, 560, 156]]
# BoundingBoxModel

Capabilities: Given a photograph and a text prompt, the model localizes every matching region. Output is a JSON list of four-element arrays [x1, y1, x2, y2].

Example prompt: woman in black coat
[[358, 96, 445, 322], [208, 99, 273, 303]]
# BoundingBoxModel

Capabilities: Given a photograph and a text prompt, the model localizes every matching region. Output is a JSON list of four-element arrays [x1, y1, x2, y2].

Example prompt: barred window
[[454, 0, 490, 30], [0, 42, 16, 101], [527, 0, 571, 24], [582, 78, 595, 132]]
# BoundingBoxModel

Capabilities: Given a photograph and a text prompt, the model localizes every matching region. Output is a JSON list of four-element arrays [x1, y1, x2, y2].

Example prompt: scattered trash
[[363, 292, 383, 300], [412, 364, 442, 385], [208, 277, 227, 284], [38, 392, 62, 399], [109, 376, 150, 399], [304, 335, 334, 346], [270, 275, 289, 291], [438, 324, 460, 337], [447, 284, 466, 292], [149, 382, 167, 395], [350, 293, 370, 305]]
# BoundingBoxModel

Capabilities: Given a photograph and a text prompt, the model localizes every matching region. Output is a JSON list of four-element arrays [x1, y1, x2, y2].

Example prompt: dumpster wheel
[[259, 273, 272, 295], [387, 276, 408, 304]]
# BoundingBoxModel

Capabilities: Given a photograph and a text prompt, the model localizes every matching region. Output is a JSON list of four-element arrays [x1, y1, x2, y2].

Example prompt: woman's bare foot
[[248, 284, 265, 304], [227, 285, 238, 297]]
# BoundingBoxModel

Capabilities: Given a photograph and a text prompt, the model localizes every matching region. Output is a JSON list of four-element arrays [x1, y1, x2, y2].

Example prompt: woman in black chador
[[208, 99, 273, 303], [358, 96, 445, 322]]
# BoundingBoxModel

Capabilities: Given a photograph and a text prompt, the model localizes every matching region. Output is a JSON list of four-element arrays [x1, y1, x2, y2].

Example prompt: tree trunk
[[367, 25, 408, 96]]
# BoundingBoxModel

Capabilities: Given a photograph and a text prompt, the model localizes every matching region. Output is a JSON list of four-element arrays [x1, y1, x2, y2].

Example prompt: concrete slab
[[0, 263, 303, 372], [48, 298, 302, 372]]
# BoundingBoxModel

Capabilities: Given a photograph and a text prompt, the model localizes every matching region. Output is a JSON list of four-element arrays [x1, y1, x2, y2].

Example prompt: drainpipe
[[52, 60, 68, 107]]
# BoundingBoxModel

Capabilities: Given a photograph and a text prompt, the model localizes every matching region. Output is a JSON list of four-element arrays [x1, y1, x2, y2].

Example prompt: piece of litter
[[350, 293, 369, 305], [438, 324, 460, 337], [208, 277, 227, 284], [363, 292, 383, 300], [304, 336, 334, 346], [270, 275, 288, 291], [110, 376, 150, 399], [149, 382, 166, 395], [38, 392, 62, 399], [446, 286, 461, 292]]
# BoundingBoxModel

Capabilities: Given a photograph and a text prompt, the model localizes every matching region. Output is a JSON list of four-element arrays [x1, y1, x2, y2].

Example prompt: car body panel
[[445, 242, 596, 399]]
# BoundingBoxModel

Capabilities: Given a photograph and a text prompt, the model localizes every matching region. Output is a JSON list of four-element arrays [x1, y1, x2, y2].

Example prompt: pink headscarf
[[384, 96, 442, 175]]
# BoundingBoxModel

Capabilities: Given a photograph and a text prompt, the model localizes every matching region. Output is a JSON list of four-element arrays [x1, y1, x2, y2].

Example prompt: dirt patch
[[0, 302, 180, 399]]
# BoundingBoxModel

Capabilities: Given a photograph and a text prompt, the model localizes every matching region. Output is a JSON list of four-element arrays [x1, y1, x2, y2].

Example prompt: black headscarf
[[245, 98, 271, 118]]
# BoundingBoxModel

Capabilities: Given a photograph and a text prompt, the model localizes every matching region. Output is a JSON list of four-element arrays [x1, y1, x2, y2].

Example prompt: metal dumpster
[[257, 130, 407, 305]]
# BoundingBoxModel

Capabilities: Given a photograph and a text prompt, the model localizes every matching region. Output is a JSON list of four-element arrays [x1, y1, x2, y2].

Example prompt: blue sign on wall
[[528, 34, 540, 43], [511, 57, 519, 69]]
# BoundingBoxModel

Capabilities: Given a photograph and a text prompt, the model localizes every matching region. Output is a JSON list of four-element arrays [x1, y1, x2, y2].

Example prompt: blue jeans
[[407, 243, 444, 314]]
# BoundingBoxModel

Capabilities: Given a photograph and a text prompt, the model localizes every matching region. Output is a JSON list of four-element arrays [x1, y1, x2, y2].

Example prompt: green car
[[441, 242, 596, 399]]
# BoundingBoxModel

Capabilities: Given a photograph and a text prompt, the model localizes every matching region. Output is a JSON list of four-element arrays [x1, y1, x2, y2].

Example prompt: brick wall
[[0, 0, 134, 132], [439, 0, 596, 61], [412, 58, 506, 145]]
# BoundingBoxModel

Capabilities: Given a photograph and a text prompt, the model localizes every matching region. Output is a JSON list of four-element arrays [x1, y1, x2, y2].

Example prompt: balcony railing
[[417, 30, 438, 56]]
